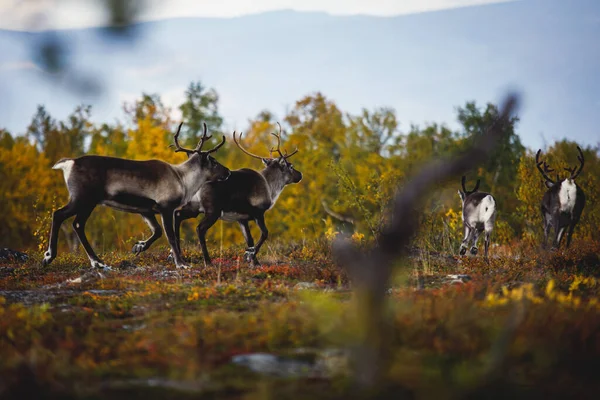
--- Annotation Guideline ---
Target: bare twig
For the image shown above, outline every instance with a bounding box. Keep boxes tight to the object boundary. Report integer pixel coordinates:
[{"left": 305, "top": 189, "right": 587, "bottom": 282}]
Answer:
[{"left": 322, "top": 199, "right": 355, "bottom": 225}]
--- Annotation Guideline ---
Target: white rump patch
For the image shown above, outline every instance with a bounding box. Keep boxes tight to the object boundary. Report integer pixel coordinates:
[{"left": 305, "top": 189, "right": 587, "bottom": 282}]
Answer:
[
  {"left": 559, "top": 179, "right": 577, "bottom": 212},
  {"left": 478, "top": 195, "right": 496, "bottom": 223},
  {"left": 52, "top": 159, "right": 75, "bottom": 185},
  {"left": 465, "top": 195, "right": 496, "bottom": 229}
]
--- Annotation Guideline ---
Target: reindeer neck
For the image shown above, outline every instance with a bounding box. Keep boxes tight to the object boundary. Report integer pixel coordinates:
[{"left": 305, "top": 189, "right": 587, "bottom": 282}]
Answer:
[
  {"left": 261, "top": 167, "right": 288, "bottom": 203},
  {"left": 174, "top": 155, "right": 207, "bottom": 200}
]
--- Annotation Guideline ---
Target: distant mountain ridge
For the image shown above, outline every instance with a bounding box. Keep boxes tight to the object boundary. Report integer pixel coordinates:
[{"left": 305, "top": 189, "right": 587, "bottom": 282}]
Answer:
[{"left": 0, "top": 0, "right": 599, "bottom": 150}]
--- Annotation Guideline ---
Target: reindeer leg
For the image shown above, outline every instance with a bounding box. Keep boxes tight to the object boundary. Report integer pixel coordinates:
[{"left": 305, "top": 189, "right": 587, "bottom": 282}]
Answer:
[
  {"left": 238, "top": 220, "right": 256, "bottom": 263},
  {"left": 556, "top": 225, "right": 567, "bottom": 249},
  {"left": 551, "top": 217, "right": 561, "bottom": 250},
  {"left": 195, "top": 213, "right": 220, "bottom": 267},
  {"left": 42, "top": 201, "right": 78, "bottom": 266},
  {"left": 542, "top": 213, "right": 551, "bottom": 250},
  {"left": 565, "top": 219, "right": 579, "bottom": 248},
  {"left": 484, "top": 231, "right": 491, "bottom": 260},
  {"left": 132, "top": 212, "right": 162, "bottom": 255},
  {"left": 160, "top": 208, "right": 189, "bottom": 269},
  {"left": 250, "top": 214, "right": 269, "bottom": 267},
  {"left": 470, "top": 229, "right": 482, "bottom": 256},
  {"left": 483, "top": 219, "right": 494, "bottom": 260},
  {"left": 459, "top": 225, "right": 473, "bottom": 256},
  {"left": 71, "top": 205, "right": 110, "bottom": 270},
  {"left": 167, "top": 208, "right": 200, "bottom": 262}
]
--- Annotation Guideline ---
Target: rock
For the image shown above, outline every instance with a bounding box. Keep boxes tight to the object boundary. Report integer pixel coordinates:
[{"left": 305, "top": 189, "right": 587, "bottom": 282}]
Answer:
[
  {"left": 293, "top": 282, "right": 318, "bottom": 290},
  {"left": 446, "top": 274, "right": 472, "bottom": 282},
  {"left": 231, "top": 353, "right": 314, "bottom": 377},
  {"left": 153, "top": 270, "right": 181, "bottom": 279},
  {"left": 0, "top": 248, "right": 28, "bottom": 263},
  {"left": 313, "top": 348, "right": 350, "bottom": 376},
  {"left": 121, "top": 323, "right": 146, "bottom": 332},
  {"left": 231, "top": 349, "right": 350, "bottom": 379},
  {"left": 79, "top": 269, "right": 107, "bottom": 284}
]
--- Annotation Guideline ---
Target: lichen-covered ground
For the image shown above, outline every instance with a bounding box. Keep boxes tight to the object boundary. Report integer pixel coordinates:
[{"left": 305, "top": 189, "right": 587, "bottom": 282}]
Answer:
[{"left": 1, "top": 241, "right": 599, "bottom": 399}]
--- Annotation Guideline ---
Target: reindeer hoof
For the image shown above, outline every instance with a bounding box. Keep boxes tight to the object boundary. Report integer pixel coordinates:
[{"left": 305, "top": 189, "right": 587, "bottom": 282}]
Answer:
[
  {"left": 176, "top": 264, "right": 190, "bottom": 270},
  {"left": 244, "top": 247, "right": 256, "bottom": 263},
  {"left": 91, "top": 261, "right": 112, "bottom": 271},
  {"left": 167, "top": 252, "right": 174, "bottom": 262},
  {"left": 459, "top": 246, "right": 467, "bottom": 256},
  {"left": 132, "top": 242, "right": 146, "bottom": 255},
  {"left": 42, "top": 252, "right": 53, "bottom": 266},
  {"left": 470, "top": 247, "right": 478, "bottom": 255}
]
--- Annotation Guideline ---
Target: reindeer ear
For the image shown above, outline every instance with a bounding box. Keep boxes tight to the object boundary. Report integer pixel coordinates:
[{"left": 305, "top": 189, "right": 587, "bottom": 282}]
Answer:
[
  {"left": 545, "top": 180, "right": 555, "bottom": 189},
  {"left": 262, "top": 158, "right": 271, "bottom": 166},
  {"left": 457, "top": 190, "right": 465, "bottom": 201}
]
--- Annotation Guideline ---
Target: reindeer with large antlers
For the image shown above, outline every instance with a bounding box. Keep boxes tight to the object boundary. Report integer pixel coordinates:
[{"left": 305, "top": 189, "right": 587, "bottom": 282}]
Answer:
[
  {"left": 535, "top": 146, "right": 585, "bottom": 249},
  {"left": 162, "top": 123, "right": 302, "bottom": 267},
  {"left": 457, "top": 176, "right": 497, "bottom": 259},
  {"left": 43, "top": 122, "right": 230, "bottom": 270}
]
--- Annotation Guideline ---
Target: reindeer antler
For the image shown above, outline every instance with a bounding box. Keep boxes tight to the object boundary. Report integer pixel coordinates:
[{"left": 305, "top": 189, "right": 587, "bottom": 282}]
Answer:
[
  {"left": 170, "top": 122, "right": 194, "bottom": 154},
  {"left": 235, "top": 122, "right": 299, "bottom": 160},
  {"left": 194, "top": 122, "right": 212, "bottom": 151},
  {"left": 269, "top": 122, "right": 284, "bottom": 158},
  {"left": 269, "top": 122, "right": 298, "bottom": 159},
  {"left": 535, "top": 149, "right": 556, "bottom": 184},
  {"left": 233, "top": 131, "right": 266, "bottom": 160},
  {"left": 565, "top": 146, "right": 585, "bottom": 180},
  {"left": 461, "top": 176, "right": 480, "bottom": 193},
  {"left": 171, "top": 122, "right": 225, "bottom": 154}
]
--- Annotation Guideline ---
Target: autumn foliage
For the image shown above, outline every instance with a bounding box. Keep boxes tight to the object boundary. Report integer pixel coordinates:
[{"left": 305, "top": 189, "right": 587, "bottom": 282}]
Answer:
[{"left": 1, "top": 82, "right": 598, "bottom": 256}]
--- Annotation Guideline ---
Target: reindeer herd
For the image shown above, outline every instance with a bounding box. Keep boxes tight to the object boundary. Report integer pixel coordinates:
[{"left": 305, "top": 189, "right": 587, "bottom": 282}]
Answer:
[
  {"left": 41, "top": 121, "right": 586, "bottom": 269},
  {"left": 458, "top": 146, "right": 586, "bottom": 258}
]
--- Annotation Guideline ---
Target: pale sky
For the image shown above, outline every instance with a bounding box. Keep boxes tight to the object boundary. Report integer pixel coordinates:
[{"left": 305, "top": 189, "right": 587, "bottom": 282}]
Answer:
[{"left": 0, "top": 0, "right": 514, "bottom": 31}]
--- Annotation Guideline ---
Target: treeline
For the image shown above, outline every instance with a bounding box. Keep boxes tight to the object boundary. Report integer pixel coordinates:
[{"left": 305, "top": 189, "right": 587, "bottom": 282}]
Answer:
[{"left": 1, "top": 81, "right": 598, "bottom": 253}]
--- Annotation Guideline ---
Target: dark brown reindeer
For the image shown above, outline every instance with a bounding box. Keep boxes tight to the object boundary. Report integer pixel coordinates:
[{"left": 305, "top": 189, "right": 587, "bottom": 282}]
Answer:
[
  {"left": 457, "top": 176, "right": 497, "bottom": 258},
  {"left": 535, "top": 146, "right": 585, "bottom": 249},
  {"left": 43, "top": 122, "right": 230, "bottom": 270},
  {"left": 165, "top": 123, "right": 302, "bottom": 267}
]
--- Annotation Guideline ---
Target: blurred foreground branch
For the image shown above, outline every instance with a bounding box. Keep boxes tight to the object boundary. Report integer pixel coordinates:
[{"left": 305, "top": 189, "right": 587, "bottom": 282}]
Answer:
[{"left": 332, "top": 93, "right": 520, "bottom": 392}]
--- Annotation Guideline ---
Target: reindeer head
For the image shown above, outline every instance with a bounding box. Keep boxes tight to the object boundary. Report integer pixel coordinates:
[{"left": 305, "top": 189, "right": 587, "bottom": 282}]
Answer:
[
  {"left": 535, "top": 146, "right": 584, "bottom": 189},
  {"left": 457, "top": 175, "right": 480, "bottom": 204},
  {"left": 233, "top": 122, "right": 302, "bottom": 185},
  {"left": 171, "top": 122, "right": 230, "bottom": 182}
]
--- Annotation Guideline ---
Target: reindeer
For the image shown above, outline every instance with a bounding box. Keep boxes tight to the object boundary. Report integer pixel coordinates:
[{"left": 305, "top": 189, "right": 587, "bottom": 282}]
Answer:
[
  {"left": 457, "top": 176, "right": 497, "bottom": 259},
  {"left": 535, "top": 146, "right": 585, "bottom": 249},
  {"left": 42, "top": 122, "right": 230, "bottom": 270},
  {"left": 163, "top": 123, "right": 302, "bottom": 267}
]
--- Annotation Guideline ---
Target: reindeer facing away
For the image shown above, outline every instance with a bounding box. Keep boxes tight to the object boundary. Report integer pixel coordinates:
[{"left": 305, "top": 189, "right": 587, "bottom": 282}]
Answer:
[
  {"left": 165, "top": 123, "right": 302, "bottom": 267},
  {"left": 43, "top": 123, "right": 230, "bottom": 270},
  {"left": 457, "top": 176, "right": 497, "bottom": 259},
  {"left": 535, "top": 146, "right": 585, "bottom": 249}
]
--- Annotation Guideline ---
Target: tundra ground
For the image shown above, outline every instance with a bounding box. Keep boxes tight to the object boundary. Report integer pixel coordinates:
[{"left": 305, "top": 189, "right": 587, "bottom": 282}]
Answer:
[{"left": 1, "top": 240, "right": 599, "bottom": 399}]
